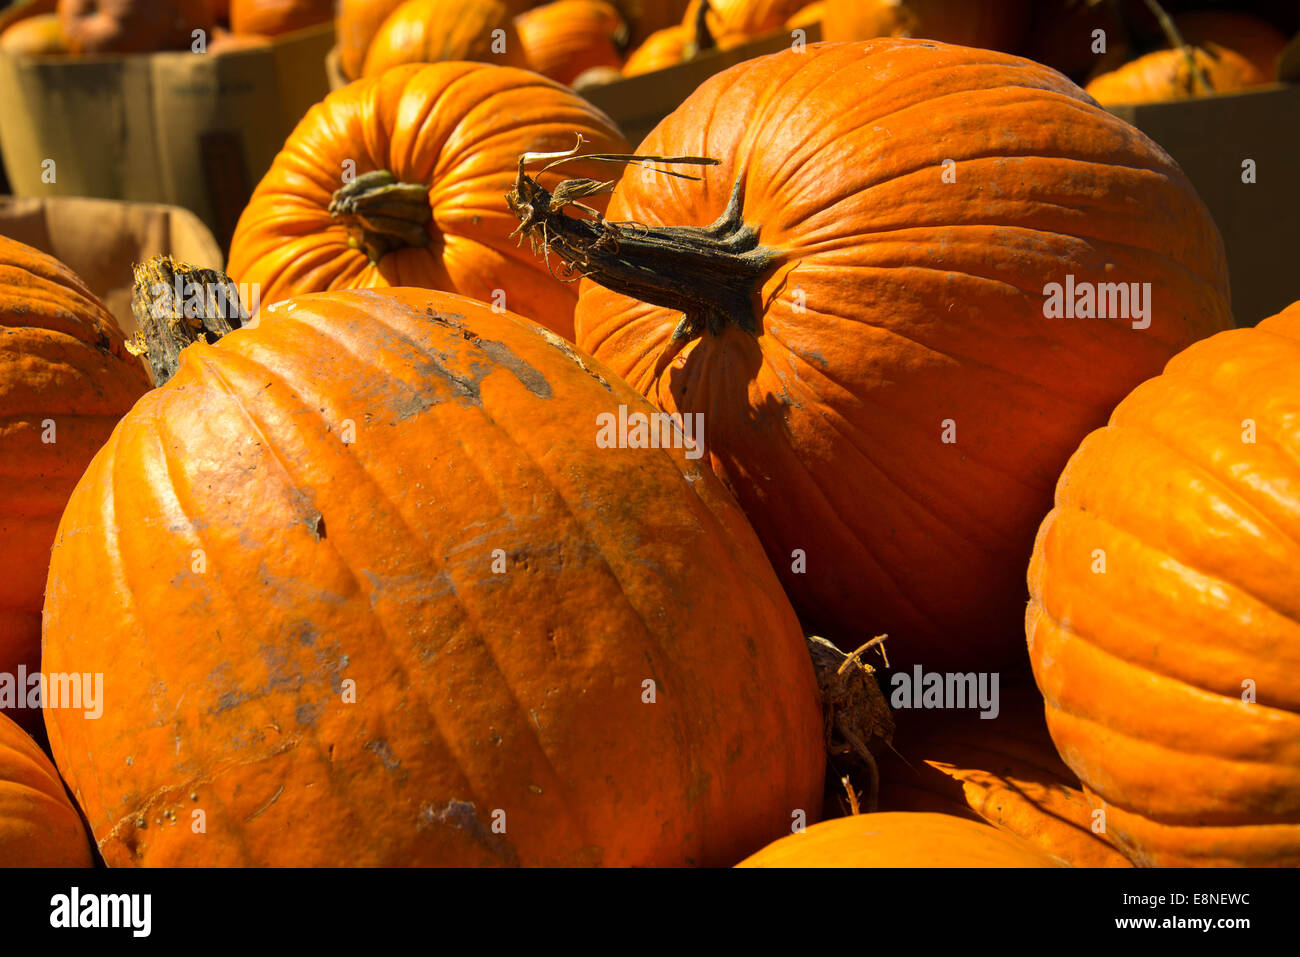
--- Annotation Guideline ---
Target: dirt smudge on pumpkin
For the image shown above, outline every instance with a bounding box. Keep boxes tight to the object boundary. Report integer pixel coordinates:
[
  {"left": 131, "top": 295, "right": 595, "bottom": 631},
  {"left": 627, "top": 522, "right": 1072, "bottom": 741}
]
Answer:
[
  {"left": 365, "top": 739, "right": 402, "bottom": 771},
  {"left": 419, "top": 799, "right": 519, "bottom": 865}
]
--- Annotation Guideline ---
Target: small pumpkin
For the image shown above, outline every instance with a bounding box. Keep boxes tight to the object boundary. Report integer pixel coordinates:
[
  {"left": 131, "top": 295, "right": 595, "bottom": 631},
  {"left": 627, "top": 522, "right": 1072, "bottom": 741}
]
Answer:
[
  {"left": 361, "top": 0, "right": 528, "bottom": 76},
  {"left": 736, "top": 811, "right": 1064, "bottom": 867},
  {"left": 511, "top": 39, "right": 1232, "bottom": 669},
  {"left": 1027, "top": 300, "right": 1300, "bottom": 868},
  {"left": 0, "top": 712, "right": 93, "bottom": 866},
  {"left": 622, "top": 22, "right": 688, "bottom": 74},
  {"left": 822, "top": 0, "right": 1028, "bottom": 52},
  {"left": 0, "top": 10, "right": 65, "bottom": 52},
  {"left": 42, "top": 264, "right": 825, "bottom": 866},
  {"left": 228, "top": 0, "right": 331, "bottom": 37},
  {"left": 613, "top": 0, "right": 689, "bottom": 47},
  {"left": 0, "top": 236, "right": 150, "bottom": 722},
  {"left": 683, "top": 0, "right": 807, "bottom": 41},
  {"left": 57, "top": 0, "right": 211, "bottom": 53},
  {"left": 515, "top": 0, "right": 628, "bottom": 85},
  {"left": 875, "top": 682, "right": 1132, "bottom": 867},
  {"left": 227, "top": 61, "right": 630, "bottom": 340},
  {"left": 1084, "top": 44, "right": 1266, "bottom": 106}
]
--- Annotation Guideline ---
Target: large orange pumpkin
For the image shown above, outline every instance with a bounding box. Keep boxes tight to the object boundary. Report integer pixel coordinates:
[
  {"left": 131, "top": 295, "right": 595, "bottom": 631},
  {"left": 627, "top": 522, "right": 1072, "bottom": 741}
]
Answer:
[
  {"left": 57, "top": 0, "right": 211, "bottom": 53},
  {"left": 822, "top": 0, "right": 1028, "bottom": 52},
  {"left": 1027, "top": 301, "right": 1300, "bottom": 868},
  {"left": 0, "top": 236, "right": 150, "bottom": 723},
  {"left": 515, "top": 0, "right": 628, "bottom": 85},
  {"left": 361, "top": 0, "right": 528, "bottom": 77},
  {"left": 513, "top": 40, "right": 1231, "bottom": 669},
  {"left": 228, "top": 0, "right": 331, "bottom": 36},
  {"left": 876, "top": 682, "right": 1132, "bottom": 866},
  {"left": 226, "top": 62, "right": 630, "bottom": 341},
  {"left": 0, "top": 712, "right": 93, "bottom": 866},
  {"left": 736, "top": 811, "right": 1064, "bottom": 866},
  {"left": 42, "top": 275, "right": 825, "bottom": 867}
]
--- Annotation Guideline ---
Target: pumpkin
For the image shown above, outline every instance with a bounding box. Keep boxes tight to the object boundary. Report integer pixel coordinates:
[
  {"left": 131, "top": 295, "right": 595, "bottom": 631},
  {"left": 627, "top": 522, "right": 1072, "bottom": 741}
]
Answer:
[
  {"left": 1084, "top": 44, "right": 1264, "bottom": 106},
  {"left": 0, "top": 10, "right": 65, "bottom": 51},
  {"left": 41, "top": 263, "right": 825, "bottom": 866},
  {"left": 876, "top": 682, "right": 1132, "bottom": 866},
  {"left": 683, "top": 0, "right": 807, "bottom": 41},
  {"left": 0, "top": 236, "right": 150, "bottom": 726},
  {"left": 736, "top": 811, "right": 1065, "bottom": 866},
  {"left": 1172, "top": 10, "right": 1287, "bottom": 81},
  {"left": 228, "top": 0, "right": 331, "bottom": 36},
  {"left": 510, "top": 39, "right": 1232, "bottom": 670},
  {"left": 822, "top": 0, "right": 1029, "bottom": 52},
  {"left": 361, "top": 0, "right": 528, "bottom": 77},
  {"left": 227, "top": 62, "right": 630, "bottom": 341},
  {"left": 57, "top": 0, "right": 211, "bottom": 53},
  {"left": 1027, "top": 300, "right": 1300, "bottom": 868},
  {"left": 613, "top": 0, "right": 689, "bottom": 47},
  {"left": 0, "top": 712, "right": 93, "bottom": 866},
  {"left": 515, "top": 0, "right": 628, "bottom": 85},
  {"left": 622, "top": 22, "right": 688, "bottom": 74}
]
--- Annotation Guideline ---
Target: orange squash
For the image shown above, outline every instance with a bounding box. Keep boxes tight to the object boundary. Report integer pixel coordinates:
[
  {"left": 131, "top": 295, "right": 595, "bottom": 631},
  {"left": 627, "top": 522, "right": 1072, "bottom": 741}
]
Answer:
[
  {"left": 737, "top": 811, "right": 1064, "bottom": 866},
  {"left": 42, "top": 272, "right": 825, "bottom": 866},
  {"left": 0, "top": 712, "right": 93, "bottom": 866},
  {"left": 1084, "top": 44, "right": 1265, "bottom": 106},
  {"left": 57, "top": 0, "right": 211, "bottom": 53},
  {"left": 683, "top": 0, "right": 807, "bottom": 40},
  {"left": 361, "top": 0, "right": 528, "bottom": 77},
  {"left": 0, "top": 11, "right": 65, "bottom": 52},
  {"left": 515, "top": 0, "right": 628, "bottom": 85},
  {"left": 227, "top": 62, "right": 630, "bottom": 340},
  {"left": 228, "top": 0, "right": 331, "bottom": 37},
  {"left": 1028, "top": 300, "right": 1300, "bottom": 867},
  {"left": 614, "top": 0, "right": 689, "bottom": 47},
  {"left": 514, "top": 40, "right": 1232, "bottom": 669},
  {"left": 0, "top": 236, "right": 150, "bottom": 723}
]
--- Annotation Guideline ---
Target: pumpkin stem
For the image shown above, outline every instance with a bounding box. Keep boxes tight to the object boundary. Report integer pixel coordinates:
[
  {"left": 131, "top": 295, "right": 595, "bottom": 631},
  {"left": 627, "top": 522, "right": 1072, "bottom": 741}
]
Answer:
[
  {"left": 328, "top": 169, "right": 432, "bottom": 265},
  {"left": 1139, "top": 0, "right": 1213, "bottom": 94},
  {"left": 127, "top": 256, "right": 248, "bottom": 386},
  {"left": 686, "top": 0, "right": 716, "bottom": 58},
  {"left": 507, "top": 147, "right": 779, "bottom": 344},
  {"left": 806, "top": 635, "right": 893, "bottom": 814}
]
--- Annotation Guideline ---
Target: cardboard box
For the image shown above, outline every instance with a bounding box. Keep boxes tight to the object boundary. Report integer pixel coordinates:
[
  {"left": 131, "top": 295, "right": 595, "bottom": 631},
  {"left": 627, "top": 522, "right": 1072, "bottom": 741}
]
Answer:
[
  {"left": 0, "top": 195, "right": 224, "bottom": 338},
  {"left": 0, "top": 23, "right": 335, "bottom": 250}
]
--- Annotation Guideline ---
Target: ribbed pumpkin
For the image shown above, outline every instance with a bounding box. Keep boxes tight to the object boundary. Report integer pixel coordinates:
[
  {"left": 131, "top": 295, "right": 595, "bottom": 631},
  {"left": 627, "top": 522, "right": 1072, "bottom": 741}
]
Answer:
[
  {"left": 226, "top": 62, "right": 630, "bottom": 341},
  {"left": 736, "top": 811, "right": 1064, "bottom": 867},
  {"left": 515, "top": 0, "right": 628, "bottom": 85},
  {"left": 337, "top": 0, "right": 406, "bottom": 78},
  {"left": 876, "top": 683, "right": 1131, "bottom": 867},
  {"left": 1027, "top": 301, "right": 1300, "bottom": 868},
  {"left": 228, "top": 0, "right": 331, "bottom": 36},
  {"left": 42, "top": 277, "right": 825, "bottom": 867},
  {"left": 0, "top": 712, "right": 93, "bottom": 866},
  {"left": 361, "top": 0, "right": 528, "bottom": 77},
  {"left": 822, "top": 0, "right": 1028, "bottom": 51},
  {"left": 0, "top": 11, "right": 64, "bottom": 51},
  {"left": 0, "top": 236, "right": 150, "bottom": 717},
  {"left": 57, "top": 0, "right": 211, "bottom": 52},
  {"left": 517, "top": 40, "right": 1231, "bottom": 669},
  {"left": 1085, "top": 44, "right": 1266, "bottom": 106}
]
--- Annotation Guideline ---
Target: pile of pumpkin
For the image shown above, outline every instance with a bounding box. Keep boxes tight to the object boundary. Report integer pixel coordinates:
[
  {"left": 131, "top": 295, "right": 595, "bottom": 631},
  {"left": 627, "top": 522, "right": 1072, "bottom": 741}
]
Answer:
[
  {"left": 0, "top": 0, "right": 333, "bottom": 55},
  {"left": 2, "top": 2, "right": 1299, "bottom": 869}
]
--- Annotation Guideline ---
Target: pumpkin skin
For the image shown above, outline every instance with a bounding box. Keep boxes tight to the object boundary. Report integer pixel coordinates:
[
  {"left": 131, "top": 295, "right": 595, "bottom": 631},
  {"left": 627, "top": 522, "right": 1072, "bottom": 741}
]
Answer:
[
  {"left": 0, "top": 712, "right": 93, "bottom": 866},
  {"left": 361, "top": 0, "right": 528, "bottom": 77},
  {"left": 515, "top": 0, "right": 627, "bottom": 85},
  {"left": 736, "top": 811, "right": 1064, "bottom": 867},
  {"left": 1085, "top": 44, "right": 1266, "bottom": 106},
  {"left": 57, "top": 0, "right": 211, "bottom": 53},
  {"left": 0, "top": 236, "right": 150, "bottom": 723},
  {"left": 569, "top": 40, "right": 1232, "bottom": 670},
  {"left": 683, "top": 0, "right": 807, "bottom": 40},
  {"left": 622, "top": 22, "right": 687, "bottom": 74},
  {"left": 228, "top": 0, "right": 331, "bottom": 36},
  {"left": 876, "top": 682, "right": 1131, "bottom": 867},
  {"left": 41, "top": 285, "right": 825, "bottom": 867},
  {"left": 0, "top": 11, "right": 65, "bottom": 52},
  {"left": 226, "top": 62, "right": 630, "bottom": 341},
  {"left": 1027, "top": 301, "right": 1300, "bottom": 868},
  {"left": 822, "top": 0, "right": 1028, "bottom": 52}
]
